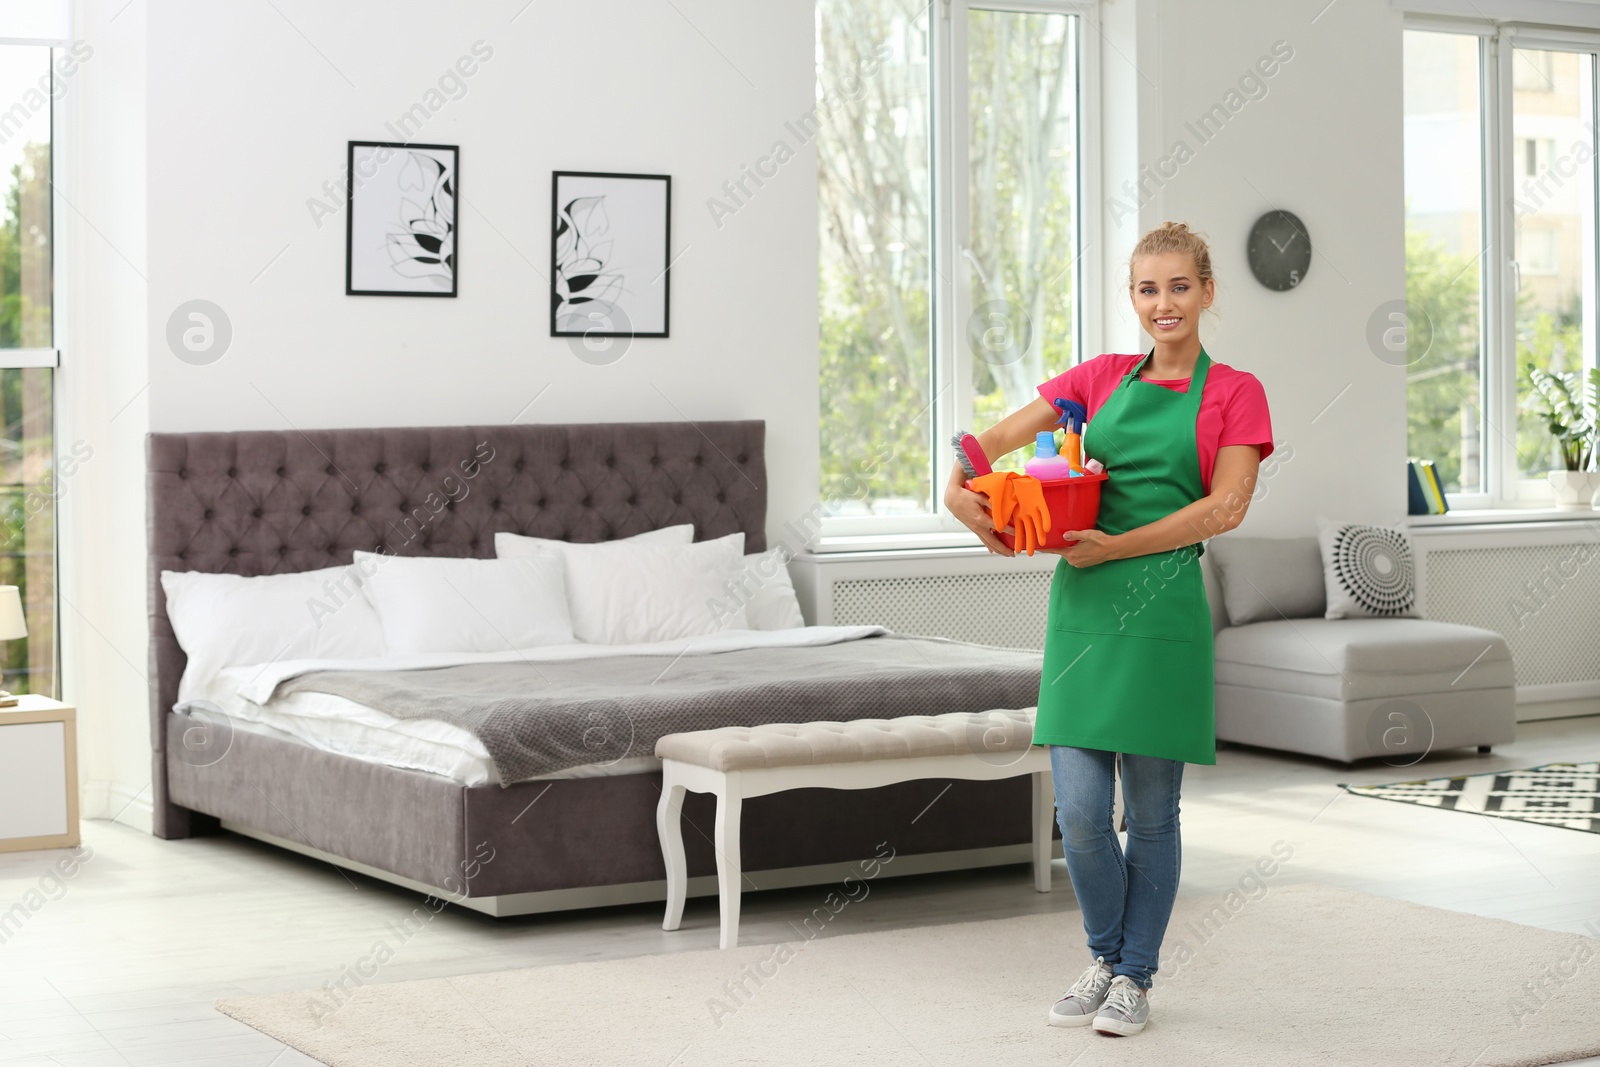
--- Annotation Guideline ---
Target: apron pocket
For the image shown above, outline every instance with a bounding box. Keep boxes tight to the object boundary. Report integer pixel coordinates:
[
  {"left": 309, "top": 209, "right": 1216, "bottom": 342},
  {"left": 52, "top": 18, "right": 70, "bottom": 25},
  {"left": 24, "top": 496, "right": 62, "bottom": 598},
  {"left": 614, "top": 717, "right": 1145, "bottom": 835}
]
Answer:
[{"left": 1049, "top": 548, "right": 1200, "bottom": 643}]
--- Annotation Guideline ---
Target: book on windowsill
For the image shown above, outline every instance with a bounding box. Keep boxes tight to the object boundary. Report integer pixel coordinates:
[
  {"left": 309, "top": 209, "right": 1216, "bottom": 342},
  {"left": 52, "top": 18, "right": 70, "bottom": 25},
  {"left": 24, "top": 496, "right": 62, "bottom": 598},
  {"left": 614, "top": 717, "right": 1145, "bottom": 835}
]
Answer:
[
  {"left": 1420, "top": 460, "right": 1450, "bottom": 513},
  {"left": 1407, "top": 459, "right": 1451, "bottom": 515}
]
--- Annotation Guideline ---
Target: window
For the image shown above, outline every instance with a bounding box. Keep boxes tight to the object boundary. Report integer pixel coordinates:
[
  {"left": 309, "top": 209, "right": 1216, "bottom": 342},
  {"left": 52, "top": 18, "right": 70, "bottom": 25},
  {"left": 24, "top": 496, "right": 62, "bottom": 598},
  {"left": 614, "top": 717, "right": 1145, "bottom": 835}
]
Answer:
[
  {"left": 0, "top": 42, "right": 57, "bottom": 695},
  {"left": 1511, "top": 47, "right": 1594, "bottom": 485},
  {"left": 1518, "top": 227, "right": 1558, "bottom": 275},
  {"left": 817, "top": 0, "right": 1091, "bottom": 533},
  {"left": 816, "top": 0, "right": 934, "bottom": 522},
  {"left": 1513, "top": 47, "right": 1554, "bottom": 92},
  {"left": 1518, "top": 136, "right": 1553, "bottom": 177},
  {"left": 1403, "top": 26, "right": 1600, "bottom": 506}
]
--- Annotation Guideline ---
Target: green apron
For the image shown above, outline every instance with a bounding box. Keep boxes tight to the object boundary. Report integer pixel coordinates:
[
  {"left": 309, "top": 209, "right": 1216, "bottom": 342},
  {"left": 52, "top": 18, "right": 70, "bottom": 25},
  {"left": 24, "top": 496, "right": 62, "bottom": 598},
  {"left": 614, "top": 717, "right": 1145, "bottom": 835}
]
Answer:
[{"left": 1033, "top": 348, "right": 1216, "bottom": 765}]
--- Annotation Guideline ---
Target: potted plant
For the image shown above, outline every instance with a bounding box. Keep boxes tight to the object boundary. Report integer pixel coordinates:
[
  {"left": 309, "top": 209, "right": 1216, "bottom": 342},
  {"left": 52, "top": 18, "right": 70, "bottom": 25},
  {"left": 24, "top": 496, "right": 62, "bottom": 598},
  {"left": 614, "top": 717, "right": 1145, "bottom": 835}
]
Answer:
[{"left": 1525, "top": 365, "right": 1600, "bottom": 509}]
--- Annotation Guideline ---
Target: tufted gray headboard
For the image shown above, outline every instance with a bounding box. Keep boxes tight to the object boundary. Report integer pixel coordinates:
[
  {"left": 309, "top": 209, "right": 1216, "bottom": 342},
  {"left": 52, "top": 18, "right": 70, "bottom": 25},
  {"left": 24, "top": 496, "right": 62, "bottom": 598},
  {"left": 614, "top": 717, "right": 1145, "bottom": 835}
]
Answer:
[{"left": 146, "top": 419, "right": 766, "bottom": 838}]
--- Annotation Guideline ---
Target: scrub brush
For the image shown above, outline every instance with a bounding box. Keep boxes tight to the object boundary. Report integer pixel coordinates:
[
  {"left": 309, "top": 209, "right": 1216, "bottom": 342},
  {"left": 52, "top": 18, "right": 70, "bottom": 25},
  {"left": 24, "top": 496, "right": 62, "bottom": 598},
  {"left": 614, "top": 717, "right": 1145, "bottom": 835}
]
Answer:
[{"left": 952, "top": 432, "right": 992, "bottom": 477}]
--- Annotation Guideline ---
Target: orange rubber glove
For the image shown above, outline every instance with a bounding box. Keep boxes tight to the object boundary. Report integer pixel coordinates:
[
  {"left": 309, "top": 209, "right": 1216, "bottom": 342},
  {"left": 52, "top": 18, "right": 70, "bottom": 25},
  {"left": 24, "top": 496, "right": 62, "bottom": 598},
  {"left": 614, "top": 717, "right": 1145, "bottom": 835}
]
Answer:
[
  {"left": 968, "top": 471, "right": 1019, "bottom": 544},
  {"left": 1010, "top": 476, "right": 1052, "bottom": 555}
]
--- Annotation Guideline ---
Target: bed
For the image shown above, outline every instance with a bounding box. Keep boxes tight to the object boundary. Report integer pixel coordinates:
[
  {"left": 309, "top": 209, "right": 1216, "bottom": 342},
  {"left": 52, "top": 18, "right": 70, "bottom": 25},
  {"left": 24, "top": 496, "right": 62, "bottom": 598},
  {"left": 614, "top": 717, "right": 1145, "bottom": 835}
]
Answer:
[{"left": 147, "top": 420, "right": 1049, "bottom": 915}]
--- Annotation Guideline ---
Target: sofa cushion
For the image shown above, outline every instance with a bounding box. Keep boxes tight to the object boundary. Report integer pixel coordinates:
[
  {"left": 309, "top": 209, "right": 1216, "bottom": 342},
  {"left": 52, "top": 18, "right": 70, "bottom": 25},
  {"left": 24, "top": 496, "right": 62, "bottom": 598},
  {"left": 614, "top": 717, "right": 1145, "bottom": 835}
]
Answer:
[
  {"left": 1207, "top": 536, "right": 1326, "bottom": 625},
  {"left": 1316, "top": 518, "right": 1421, "bottom": 618},
  {"left": 1214, "top": 618, "right": 1513, "bottom": 699},
  {"left": 1216, "top": 657, "right": 1515, "bottom": 701}
]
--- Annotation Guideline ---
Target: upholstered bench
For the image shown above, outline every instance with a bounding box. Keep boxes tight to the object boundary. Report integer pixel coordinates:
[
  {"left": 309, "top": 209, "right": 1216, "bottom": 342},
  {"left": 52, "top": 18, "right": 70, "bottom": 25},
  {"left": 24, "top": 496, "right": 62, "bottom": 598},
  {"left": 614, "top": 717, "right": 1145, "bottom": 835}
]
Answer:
[{"left": 654, "top": 711, "right": 1053, "bottom": 948}]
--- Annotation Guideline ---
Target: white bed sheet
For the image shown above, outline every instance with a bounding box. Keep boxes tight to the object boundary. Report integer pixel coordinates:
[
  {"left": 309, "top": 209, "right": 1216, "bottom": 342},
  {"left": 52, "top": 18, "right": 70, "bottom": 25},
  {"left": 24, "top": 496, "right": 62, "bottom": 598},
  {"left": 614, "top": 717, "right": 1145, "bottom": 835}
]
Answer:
[
  {"left": 215, "top": 690, "right": 501, "bottom": 785},
  {"left": 178, "top": 626, "right": 887, "bottom": 787}
]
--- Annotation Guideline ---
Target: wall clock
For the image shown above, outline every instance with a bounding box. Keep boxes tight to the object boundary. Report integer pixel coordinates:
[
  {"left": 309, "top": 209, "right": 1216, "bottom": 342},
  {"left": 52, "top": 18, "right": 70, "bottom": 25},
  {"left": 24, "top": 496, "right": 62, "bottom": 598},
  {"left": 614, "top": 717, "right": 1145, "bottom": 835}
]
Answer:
[{"left": 1247, "top": 210, "right": 1312, "bottom": 292}]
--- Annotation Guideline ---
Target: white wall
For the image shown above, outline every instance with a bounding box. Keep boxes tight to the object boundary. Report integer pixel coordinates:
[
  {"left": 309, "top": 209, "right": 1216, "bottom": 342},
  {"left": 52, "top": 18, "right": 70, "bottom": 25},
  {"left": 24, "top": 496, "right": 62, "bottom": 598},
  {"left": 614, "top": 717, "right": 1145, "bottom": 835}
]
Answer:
[
  {"left": 57, "top": 0, "right": 150, "bottom": 827},
  {"left": 143, "top": 0, "right": 819, "bottom": 527},
  {"left": 1113, "top": 0, "right": 1407, "bottom": 535}
]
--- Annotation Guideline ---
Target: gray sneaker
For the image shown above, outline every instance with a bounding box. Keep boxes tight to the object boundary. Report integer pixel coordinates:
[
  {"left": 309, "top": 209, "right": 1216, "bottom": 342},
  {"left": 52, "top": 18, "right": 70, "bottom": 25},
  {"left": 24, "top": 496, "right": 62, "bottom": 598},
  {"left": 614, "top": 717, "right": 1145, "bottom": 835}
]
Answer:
[
  {"left": 1048, "top": 956, "right": 1114, "bottom": 1027},
  {"left": 1092, "top": 975, "right": 1150, "bottom": 1035}
]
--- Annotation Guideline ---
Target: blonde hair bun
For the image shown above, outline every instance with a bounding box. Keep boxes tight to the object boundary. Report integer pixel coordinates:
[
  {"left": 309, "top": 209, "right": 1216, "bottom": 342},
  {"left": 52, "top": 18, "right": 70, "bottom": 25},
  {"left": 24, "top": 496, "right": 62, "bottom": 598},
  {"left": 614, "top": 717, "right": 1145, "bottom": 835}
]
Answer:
[{"left": 1128, "top": 221, "right": 1214, "bottom": 291}]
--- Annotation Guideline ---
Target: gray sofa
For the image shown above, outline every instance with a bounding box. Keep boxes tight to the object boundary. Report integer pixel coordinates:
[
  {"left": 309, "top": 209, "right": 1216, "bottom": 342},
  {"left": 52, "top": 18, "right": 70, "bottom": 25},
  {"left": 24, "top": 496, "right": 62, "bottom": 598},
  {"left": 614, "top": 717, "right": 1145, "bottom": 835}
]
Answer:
[{"left": 1199, "top": 537, "right": 1517, "bottom": 764}]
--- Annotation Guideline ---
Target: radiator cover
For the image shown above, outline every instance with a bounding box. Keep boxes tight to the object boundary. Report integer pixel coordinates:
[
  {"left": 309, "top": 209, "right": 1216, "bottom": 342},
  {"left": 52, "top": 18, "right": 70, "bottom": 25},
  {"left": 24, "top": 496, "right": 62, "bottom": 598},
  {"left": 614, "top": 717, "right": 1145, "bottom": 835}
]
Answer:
[
  {"left": 831, "top": 571, "right": 1054, "bottom": 650},
  {"left": 1418, "top": 536, "right": 1600, "bottom": 693}
]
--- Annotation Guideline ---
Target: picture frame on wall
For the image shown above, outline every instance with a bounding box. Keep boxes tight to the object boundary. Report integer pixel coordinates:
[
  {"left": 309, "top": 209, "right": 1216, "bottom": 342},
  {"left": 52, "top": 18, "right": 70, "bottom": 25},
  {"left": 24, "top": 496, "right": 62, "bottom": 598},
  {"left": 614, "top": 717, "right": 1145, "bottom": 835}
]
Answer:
[
  {"left": 346, "top": 141, "right": 458, "bottom": 297},
  {"left": 551, "top": 170, "right": 671, "bottom": 338}
]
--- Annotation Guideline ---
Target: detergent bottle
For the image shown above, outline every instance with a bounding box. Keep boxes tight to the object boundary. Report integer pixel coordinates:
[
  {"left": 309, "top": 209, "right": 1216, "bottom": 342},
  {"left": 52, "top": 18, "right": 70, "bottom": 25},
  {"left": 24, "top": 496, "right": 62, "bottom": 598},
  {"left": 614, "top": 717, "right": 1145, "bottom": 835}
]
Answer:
[{"left": 1025, "top": 432, "right": 1078, "bottom": 480}]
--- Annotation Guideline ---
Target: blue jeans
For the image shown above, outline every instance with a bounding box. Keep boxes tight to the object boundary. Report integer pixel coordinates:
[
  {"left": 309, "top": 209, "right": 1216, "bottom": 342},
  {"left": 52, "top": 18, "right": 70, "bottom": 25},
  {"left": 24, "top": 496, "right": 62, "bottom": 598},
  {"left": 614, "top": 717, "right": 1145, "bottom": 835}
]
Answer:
[{"left": 1050, "top": 745, "right": 1184, "bottom": 990}]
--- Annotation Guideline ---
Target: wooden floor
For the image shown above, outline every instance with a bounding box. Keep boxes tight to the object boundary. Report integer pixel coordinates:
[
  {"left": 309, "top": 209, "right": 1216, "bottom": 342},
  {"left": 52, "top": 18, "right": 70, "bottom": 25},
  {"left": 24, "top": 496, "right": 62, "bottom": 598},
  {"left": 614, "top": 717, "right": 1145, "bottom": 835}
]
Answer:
[{"left": 2, "top": 716, "right": 1598, "bottom": 1066}]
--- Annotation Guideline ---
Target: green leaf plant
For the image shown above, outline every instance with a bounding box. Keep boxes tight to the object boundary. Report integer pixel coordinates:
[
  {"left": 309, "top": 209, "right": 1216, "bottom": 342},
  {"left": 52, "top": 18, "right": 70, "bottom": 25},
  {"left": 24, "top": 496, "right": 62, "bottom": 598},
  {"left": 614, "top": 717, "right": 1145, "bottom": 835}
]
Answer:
[{"left": 1523, "top": 365, "right": 1600, "bottom": 471}]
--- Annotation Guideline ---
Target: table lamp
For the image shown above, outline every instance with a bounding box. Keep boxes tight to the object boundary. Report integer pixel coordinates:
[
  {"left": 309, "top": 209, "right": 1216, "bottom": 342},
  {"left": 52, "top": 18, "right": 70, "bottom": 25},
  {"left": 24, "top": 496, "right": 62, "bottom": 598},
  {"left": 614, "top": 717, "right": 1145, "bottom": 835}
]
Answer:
[{"left": 0, "top": 585, "right": 27, "bottom": 707}]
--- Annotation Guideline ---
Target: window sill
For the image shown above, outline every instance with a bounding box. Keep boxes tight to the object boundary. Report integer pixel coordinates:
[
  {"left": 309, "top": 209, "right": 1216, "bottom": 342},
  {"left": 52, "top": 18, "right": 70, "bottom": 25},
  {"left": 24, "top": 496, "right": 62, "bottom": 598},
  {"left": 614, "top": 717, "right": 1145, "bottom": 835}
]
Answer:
[
  {"left": 808, "top": 530, "right": 987, "bottom": 554},
  {"left": 1405, "top": 507, "right": 1599, "bottom": 530},
  {"left": 813, "top": 508, "right": 1599, "bottom": 550}
]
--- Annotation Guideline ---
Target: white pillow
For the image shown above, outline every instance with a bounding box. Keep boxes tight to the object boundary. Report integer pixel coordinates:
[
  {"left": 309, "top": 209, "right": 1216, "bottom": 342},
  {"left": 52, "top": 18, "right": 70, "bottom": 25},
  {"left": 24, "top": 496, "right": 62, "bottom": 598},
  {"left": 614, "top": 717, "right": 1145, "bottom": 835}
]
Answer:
[
  {"left": 558, "top": 533, "right": 749, "bottom": 644},
  {"left": 737, "top": 547, "right": 806, "bottom": 630},
  {"left": 494, "top": 523, "right": 693, "bottom": 560},
  {"left": 352, "top": 550, "right": 574, "bottom": 654},
  {"left": 161, "top": 565, "right": 386, "bottom": 699},
  {"left": 1315, "top": 517, "right": 1421, "bottom": 619}
]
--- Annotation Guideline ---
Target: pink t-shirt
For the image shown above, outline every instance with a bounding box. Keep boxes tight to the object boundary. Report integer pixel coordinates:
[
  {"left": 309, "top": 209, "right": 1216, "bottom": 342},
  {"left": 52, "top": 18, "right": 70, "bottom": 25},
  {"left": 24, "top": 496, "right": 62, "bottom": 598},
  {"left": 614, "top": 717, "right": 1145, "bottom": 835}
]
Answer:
[{"left": 1036, "top": 353, "right": 1273, "bottom": 494}]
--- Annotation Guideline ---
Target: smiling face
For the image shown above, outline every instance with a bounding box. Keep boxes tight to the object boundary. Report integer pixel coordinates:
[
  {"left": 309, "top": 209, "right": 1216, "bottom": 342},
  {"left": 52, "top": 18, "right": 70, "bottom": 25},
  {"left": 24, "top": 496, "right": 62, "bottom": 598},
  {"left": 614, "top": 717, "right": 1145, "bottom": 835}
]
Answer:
[{"left": 1130, "top": 251, "right": 1214, "bottom": 346}]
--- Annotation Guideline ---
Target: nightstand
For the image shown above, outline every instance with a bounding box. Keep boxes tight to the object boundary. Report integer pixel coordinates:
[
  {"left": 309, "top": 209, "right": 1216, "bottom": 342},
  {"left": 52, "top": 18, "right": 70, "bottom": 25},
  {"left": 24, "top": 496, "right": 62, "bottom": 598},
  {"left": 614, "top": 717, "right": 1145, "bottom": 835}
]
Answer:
[{"left": 0, "top": 696, "right": 79, "bottom": 851}]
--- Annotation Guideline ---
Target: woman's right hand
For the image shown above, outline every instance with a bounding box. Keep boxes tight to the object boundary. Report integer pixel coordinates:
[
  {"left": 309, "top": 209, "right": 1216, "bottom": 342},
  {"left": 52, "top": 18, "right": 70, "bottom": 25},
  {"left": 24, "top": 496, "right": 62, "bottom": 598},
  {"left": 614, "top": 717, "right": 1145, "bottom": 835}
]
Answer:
[{"left": 946, "top": 484, "right": 1015, "bottom": 557}]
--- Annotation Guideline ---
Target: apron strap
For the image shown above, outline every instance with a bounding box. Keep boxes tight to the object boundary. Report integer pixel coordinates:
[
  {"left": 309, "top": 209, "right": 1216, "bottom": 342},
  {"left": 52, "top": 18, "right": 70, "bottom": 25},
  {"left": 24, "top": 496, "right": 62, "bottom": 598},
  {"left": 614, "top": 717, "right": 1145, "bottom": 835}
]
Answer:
[{"left": 1123, "top": 346, "right": 1213, "bottom": 409}]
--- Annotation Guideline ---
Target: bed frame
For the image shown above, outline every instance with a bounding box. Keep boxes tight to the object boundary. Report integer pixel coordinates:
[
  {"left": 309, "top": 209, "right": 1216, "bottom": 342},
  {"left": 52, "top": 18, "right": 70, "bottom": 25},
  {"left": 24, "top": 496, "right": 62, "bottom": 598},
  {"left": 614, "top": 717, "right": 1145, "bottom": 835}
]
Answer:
[{"left": 147, "top": 420, "right": 1043, "bottom": 915}]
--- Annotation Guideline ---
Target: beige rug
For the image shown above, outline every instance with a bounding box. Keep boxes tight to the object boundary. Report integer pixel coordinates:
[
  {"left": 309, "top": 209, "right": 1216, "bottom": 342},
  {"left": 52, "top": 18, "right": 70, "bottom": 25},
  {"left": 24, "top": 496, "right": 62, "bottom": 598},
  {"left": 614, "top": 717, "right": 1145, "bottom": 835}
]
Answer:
[{"left": 217, "top": 882, "right": 1600, "bottom": 1067}]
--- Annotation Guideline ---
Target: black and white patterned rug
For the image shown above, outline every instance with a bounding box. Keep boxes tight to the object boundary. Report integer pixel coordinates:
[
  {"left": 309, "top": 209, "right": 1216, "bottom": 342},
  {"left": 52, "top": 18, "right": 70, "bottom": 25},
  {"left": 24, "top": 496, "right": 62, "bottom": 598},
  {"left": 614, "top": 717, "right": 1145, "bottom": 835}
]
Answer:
[{"left": 1342, "top": 761, "right": 1600, "bottom": 834}]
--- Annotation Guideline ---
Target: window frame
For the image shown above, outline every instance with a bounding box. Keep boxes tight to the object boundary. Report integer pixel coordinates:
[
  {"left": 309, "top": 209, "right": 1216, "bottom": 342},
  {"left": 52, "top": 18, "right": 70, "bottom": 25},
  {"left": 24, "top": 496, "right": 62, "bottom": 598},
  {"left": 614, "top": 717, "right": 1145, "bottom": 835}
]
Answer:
[
  {"left": 820, "top": 0, "right": 1099, "bottom": 540},
  {"left": 1404, "top": 14, "right": 1600, "bottom": 511},
  {"left": 0, "top": 36, "right": 58, "bottom": 370},
  {"left": 0, "top": 38, "right": 63, "bottom": 698}
]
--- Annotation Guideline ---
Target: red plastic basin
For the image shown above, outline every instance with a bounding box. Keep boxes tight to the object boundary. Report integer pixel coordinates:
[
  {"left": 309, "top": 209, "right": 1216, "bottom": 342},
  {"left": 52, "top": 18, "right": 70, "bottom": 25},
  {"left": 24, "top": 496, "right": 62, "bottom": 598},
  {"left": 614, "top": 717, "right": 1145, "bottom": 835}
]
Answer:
[{"left": 967, "top": 471, "right": 1109, "bottom": 551}]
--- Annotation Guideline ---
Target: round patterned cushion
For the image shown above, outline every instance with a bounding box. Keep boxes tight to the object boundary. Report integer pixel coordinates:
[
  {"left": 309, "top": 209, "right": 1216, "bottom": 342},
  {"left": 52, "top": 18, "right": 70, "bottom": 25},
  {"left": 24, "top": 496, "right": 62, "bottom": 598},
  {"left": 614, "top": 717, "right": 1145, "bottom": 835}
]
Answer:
[{"left": 1316, "top": 518, "right": 1420, "bottom": 618}]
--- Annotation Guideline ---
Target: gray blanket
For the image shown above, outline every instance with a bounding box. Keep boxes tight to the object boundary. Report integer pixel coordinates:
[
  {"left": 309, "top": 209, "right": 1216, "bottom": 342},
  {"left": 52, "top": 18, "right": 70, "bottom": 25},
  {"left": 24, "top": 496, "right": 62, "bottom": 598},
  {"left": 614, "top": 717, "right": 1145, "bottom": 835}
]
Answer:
[{"left": 273, "top": 634, "right": 1044, "bottom": 784}]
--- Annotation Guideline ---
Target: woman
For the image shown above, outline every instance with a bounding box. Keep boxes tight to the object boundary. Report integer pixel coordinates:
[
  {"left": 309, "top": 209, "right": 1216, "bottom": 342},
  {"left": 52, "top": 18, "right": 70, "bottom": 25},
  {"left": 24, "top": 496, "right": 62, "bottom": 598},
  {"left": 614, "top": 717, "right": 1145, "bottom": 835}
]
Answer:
[{"left": 945, "top": 222, "right": 1273, "bottom": 1037}]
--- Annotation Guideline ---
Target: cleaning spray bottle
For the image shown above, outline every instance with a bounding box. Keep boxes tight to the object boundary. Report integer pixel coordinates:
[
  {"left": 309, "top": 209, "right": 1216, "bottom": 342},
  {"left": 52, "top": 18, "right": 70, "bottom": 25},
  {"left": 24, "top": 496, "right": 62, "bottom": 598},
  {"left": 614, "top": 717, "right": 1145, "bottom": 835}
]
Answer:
[
  {"left": 1025, "top": 432, "right": 1078, "bottom": 480},
  {"left": 1052, "top": 398, "right": 1088, "bottom": 475}
]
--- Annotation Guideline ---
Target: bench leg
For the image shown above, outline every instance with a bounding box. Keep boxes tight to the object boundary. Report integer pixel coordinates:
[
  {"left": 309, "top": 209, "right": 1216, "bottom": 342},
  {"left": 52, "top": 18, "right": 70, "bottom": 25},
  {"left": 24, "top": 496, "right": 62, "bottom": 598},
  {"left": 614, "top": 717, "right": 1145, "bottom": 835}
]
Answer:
[
  {"left": 714, "top": 779, "right": 743, "bottom": 949},
  {"left": 657, "top": 775, "right": 688, "bottom": 932},
  {"left": 1031, "top": 768, "right": 1053, "bottom": 893}
]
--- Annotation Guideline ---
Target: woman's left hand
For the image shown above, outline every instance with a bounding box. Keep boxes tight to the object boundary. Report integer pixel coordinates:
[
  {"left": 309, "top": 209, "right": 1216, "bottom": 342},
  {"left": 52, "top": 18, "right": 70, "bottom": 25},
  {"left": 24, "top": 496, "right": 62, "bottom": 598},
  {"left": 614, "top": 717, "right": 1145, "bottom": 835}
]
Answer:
[{"left": 1044, "top": 529, "right": 1120, "bottom": 567}]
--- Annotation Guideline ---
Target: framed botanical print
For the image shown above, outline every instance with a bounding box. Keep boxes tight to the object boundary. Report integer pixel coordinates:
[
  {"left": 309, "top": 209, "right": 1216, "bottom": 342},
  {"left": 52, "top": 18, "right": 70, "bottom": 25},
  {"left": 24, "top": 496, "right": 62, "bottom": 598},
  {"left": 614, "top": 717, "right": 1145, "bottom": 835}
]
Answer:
[
  {"left": 551, "top": 171, "right": 670, "bottom": 337},
  {"left": 346, "top": 141, "right": 458, "bottom": 297}
]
